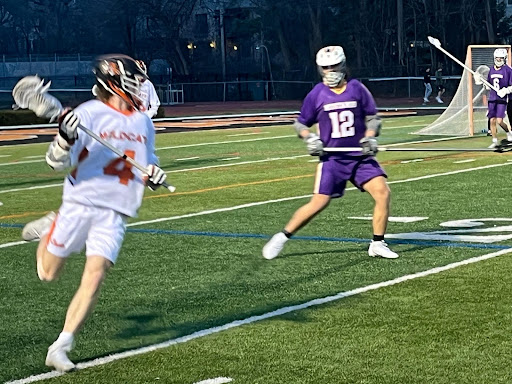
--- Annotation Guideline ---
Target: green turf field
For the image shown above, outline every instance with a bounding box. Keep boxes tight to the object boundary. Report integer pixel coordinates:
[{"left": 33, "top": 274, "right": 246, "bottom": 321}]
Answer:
[{"left": 2, "top": 113, "right": 512, "bottom": 384}]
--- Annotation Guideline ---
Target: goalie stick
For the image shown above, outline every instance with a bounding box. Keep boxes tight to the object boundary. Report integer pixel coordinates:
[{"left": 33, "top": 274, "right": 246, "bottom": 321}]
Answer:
[
  {"left": 12, "top": 76, "right": 176, "bottom": 192},
  {"left": 427, "top": 36, "right": 498, "bottom": 92}
]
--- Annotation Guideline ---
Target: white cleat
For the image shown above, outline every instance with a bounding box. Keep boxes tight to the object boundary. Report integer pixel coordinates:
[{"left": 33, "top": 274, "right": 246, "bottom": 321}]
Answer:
[
  {"left": 368, "top": 240, "right": 399, "bottom": 259},
  {"left": 46, "top": 343, "right": 76, "bottom": 373},
  {"left": 436, "top": 97, "right": 443, "bottom": 104},
  {"left": 488, "top": 142, "right": 498, "bottom": 149},
  {"left": 22, "top": 211, "right": 56, "bottom": 241},
  {"left": 507, "top": 133, "right": 512, "bottom": 142},
  {"left": 262, "top": 232, "right": 288, "bottom": 260}
]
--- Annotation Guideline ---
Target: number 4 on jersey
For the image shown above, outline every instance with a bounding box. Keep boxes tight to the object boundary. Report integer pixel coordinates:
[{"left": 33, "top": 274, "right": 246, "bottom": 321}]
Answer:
[{"left": 103, "top": 150, "right": 135, "bottom": 185}]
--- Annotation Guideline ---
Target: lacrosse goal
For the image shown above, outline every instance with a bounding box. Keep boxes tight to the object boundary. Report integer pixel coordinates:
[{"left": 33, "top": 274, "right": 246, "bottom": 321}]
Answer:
[{"left": 416, "top": 45, "right": 512, "bottom": 136}]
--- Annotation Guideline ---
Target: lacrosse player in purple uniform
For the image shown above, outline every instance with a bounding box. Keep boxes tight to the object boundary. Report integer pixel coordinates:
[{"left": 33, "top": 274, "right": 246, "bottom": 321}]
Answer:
[
  {"left": 263, "top": 46, "right": 398, "bottom": 260},
  {"left": 485, "top": 49, "right": 512, "bottom": 148}
]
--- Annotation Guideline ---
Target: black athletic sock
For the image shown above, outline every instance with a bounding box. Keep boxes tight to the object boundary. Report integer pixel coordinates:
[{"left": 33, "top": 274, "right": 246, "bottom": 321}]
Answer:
[
  {"left": 373, "top": 234, "right": 384, "bottom": 242},
  {"left": 282, "top": 230, "right": 293, "bottom": 238}
]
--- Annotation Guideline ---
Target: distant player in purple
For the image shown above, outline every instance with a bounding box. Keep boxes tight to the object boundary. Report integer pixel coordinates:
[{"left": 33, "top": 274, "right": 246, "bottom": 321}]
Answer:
[
  {"left": 262, "top": 45, "right": 398, "bottom": 260},
  {"left": 486, "top": 48, "right": 512, "bottom": 148}
]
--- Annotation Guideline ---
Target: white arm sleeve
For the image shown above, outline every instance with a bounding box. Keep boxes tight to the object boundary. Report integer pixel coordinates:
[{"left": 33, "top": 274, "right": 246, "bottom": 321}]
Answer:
[
  {"left": 144, "top": 81, "right": 161, "bottom": 118},
  {"left": 46, "top": 136, "right": 72, "bottom": 171}
]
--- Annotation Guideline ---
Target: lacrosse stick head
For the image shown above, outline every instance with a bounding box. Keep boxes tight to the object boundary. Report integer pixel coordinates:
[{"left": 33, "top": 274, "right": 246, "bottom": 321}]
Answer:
[
  {"left": 474, "top": 65, "right": 490, "bottom": 85},
  {"left": 428, "top": 36, "right": 441, "bottom": 48},
  {"left": 12, "top": 76, "right": 63, "bottom": 121}
]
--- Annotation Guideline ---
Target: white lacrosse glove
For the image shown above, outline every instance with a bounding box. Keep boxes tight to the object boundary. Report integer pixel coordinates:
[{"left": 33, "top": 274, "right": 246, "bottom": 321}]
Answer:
[
  {"left": 58, "top": 110, "right": 79, "bottom": 144},
  {"left": 359, "top": 136, "right": 379, "bottom": 156},
  {"left": 497, "top": 87, "right": 509, "bottom": 98},
  {"left": 303, "top": 132, "right": 324, "bottom": 156},
  {"left": 146, "top": 164, "right": 167, "bottom": 191},
  {"left": 473, "top": 73, "right": 483, "bottom": 85}
]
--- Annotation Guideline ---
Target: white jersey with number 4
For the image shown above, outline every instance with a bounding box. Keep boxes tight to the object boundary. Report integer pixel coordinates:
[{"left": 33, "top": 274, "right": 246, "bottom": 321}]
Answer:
[{"left": 62, "top": 99, "right": 159, "bottom": 217}]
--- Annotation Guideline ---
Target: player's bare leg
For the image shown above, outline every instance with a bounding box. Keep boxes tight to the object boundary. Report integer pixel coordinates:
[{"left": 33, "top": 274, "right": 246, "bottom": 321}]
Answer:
[
  {"left": 496, "top": 117, "right": 512, "bottom": 141},
  {"left": 46, "top": 256, "right": 112, "bottom": 372},
  {"left": 263, "top": 194, "right": 330, "bottom": 259},
  {"left": 363, "top": 176, "right": 398, "bottom": 259},
  {"left": 489, "top": 117, "right": 499, "bottom": 148},
  {"left": 36, "top": 235, "right": 66, "bottom": 281}
]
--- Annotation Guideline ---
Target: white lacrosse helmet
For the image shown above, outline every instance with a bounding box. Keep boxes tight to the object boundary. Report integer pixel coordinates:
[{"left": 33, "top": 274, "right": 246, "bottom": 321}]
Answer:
[
  {"left": 494, "top": 48, "right": 507, "bottom": 67},
  {"left": 316, "top": 46, "right": 347, "bottom": 88}
]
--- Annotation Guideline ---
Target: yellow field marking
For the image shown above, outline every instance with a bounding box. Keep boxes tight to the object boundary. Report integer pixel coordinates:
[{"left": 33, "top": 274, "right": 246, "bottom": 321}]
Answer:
[
  {"left": 145, "top": 174, "right": 314, "bottom": 199},
  {"left": 0, "top": 211, "right": 48, "bottom": 220}
]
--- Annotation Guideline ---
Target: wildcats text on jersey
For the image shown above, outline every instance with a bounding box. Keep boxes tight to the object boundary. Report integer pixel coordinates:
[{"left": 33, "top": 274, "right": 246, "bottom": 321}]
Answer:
[
  {"left": 99, "top": 130, "right": 147, "bottom": 144},
  {"left": 324, "top": 101, "right": 358, "bottom": 111}
]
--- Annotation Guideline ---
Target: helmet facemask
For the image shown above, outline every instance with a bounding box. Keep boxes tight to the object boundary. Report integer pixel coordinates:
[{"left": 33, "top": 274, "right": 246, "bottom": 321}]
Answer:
[
  {"left": 494, "top": 49, "right": 507, "bottom": 68},
  {"left": 318, "top": 63, "right": 346, "bottom": 88},
  {"left": 93, "top": 55, "right": 148, "bottom": 111}
]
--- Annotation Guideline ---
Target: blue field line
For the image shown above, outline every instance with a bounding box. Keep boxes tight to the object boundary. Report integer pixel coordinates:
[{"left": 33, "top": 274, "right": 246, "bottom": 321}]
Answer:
[{"left": 1, "top": 223, "right": 508, "bottom": 250}]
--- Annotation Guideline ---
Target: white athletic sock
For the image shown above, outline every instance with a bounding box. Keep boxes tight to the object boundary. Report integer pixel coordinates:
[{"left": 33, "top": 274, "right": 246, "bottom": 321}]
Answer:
[{"left": 55, "top": 332, "right": 74, "bottom": 349}]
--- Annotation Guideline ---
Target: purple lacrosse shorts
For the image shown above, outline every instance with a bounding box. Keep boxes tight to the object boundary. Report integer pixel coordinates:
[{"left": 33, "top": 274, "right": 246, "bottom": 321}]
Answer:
[
  {"left": 487, "top": 101, "right": 507, "bottom": 119},
  {"left": 314, "top": 156, "right": 387, "bottom": 198}
]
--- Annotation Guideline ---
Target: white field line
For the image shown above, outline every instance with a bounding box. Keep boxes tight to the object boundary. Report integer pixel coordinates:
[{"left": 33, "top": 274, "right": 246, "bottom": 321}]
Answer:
[
  {"left": 193, "top": 378, "right": 233, "bottom": 384},
  {"left": 156, "top": 135, "right": 295, "bottom": 151},
  {"left": 383, "top": 124, "right": 424, "bottom": 130},
  {"left": 227, "top": 132, "right": 267, "bottom": 136},
  {"left": 8, "top": 247, "right": 512, "bottom": 384},
  {"left": 0, "top": 159, "right": 44, "bottom": 167},
  {"left": 453, "top": 159, "right": 476, "bottom": 164},
  {"left": 400, "top": 159, "right": 424, "bottom": 164},
  {"left": 176, "top": 157, "right": 200, "bottom": 161}
]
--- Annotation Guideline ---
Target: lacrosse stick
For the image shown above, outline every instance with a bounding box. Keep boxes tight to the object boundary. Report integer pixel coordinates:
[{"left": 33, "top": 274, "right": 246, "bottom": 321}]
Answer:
[
  {"left": 12, "top": 76, "right": 176, "bottom": 192},
  {"left": 427, "top": 36, "right": 498, "bottom": 92},
  {"left": 323, "top": 146, "right": 508, "bottom": 153}
]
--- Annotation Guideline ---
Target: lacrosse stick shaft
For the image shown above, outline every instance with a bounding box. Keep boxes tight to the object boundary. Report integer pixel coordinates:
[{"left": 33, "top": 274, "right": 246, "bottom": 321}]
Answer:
[
  {"left": 78, "top": 124, "right": 176, "bottom": 192},
  {"left": 427, "top": 36, "right": 497, "bottom": 91},
  {"left": 324, "top": 147, "right": 497, "bottom": 152}
]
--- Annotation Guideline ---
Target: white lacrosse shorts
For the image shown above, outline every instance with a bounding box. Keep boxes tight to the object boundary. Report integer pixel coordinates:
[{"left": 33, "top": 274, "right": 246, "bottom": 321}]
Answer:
[{"left": 46, "top": 201, "right": 127, "bottom": 263}]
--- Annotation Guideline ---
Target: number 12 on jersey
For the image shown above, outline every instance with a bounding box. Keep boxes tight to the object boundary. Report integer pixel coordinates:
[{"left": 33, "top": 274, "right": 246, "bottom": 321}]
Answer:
[{"left": 329, "top": 110, "right": 355, "bottom": 138}]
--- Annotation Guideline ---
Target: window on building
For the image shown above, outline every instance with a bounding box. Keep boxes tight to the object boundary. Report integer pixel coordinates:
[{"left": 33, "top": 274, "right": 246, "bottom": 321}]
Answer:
[{"left": 195, "top": 14, "right": 208, "bottom": 37}]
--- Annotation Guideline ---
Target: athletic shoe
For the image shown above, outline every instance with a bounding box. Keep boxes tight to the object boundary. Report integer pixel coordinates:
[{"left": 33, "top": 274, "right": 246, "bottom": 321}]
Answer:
[
  {"left": 507, "top": 132, "right": 512, "bottom": 142},
  {"left": 262, "top": 232, "right": 288, "bottom": 260},
  {"left": 488, "top": 142, "right": 498, "bottom": 149},
  {"left": 46, "top": 342, "right": 75, "bottom": 372},
  {"left": 436, "top": 97, "right": 443, "bottom": 103},
  {"left": 368, "top": 240, "right": 399, "bottom": 259},
  {"left": 423, "top": 98, "right": 429, "bottom": 103},
  {"left": 22, "top": 211, "right": 56, "bottom": 241}
]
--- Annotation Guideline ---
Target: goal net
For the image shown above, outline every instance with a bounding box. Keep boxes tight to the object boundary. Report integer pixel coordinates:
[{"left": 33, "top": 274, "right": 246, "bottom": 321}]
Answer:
[{"left": 415, "top": 45, "right": 512, "bottom": 136}]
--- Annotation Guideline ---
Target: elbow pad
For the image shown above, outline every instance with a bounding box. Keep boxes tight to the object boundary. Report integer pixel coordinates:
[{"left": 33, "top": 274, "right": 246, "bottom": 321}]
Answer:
[
  {"left": 365, "top": 115, "right": 382, "bottom": 137},
  {"left": 293, "top": 119, "right": 310, "bottom": 137},
  {"left": 46, "top": 136, "right": 72, "bottom": 171}
]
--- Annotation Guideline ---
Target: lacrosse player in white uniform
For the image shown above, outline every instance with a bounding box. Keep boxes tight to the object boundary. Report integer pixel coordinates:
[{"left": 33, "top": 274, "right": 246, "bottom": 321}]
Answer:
[
  {"left": 21, "top": 54, "right": 167, "bottom": 373},
  {"left": 136, "top": 60, "right": 161, "bottom": 119}
]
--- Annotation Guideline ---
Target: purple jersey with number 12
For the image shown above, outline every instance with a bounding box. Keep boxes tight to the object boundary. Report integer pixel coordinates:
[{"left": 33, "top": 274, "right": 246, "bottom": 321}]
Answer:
[{"left": 297, "top": 79, "right": 377, "bottom": 156}]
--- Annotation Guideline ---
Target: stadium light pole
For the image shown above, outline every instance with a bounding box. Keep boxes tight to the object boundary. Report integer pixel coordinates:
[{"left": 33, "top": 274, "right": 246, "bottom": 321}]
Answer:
[{"left": 256, "top": 45, "right": 275, "bottom": 100}]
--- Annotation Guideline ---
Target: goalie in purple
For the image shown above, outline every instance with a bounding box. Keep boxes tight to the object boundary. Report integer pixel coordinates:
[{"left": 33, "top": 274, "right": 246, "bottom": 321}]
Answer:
[
  {"left": 486, "top": 48, "right": 512, "bottom": 148},
  {"left": 262, "top": 45, "right": 398, "bottom": 260}
]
